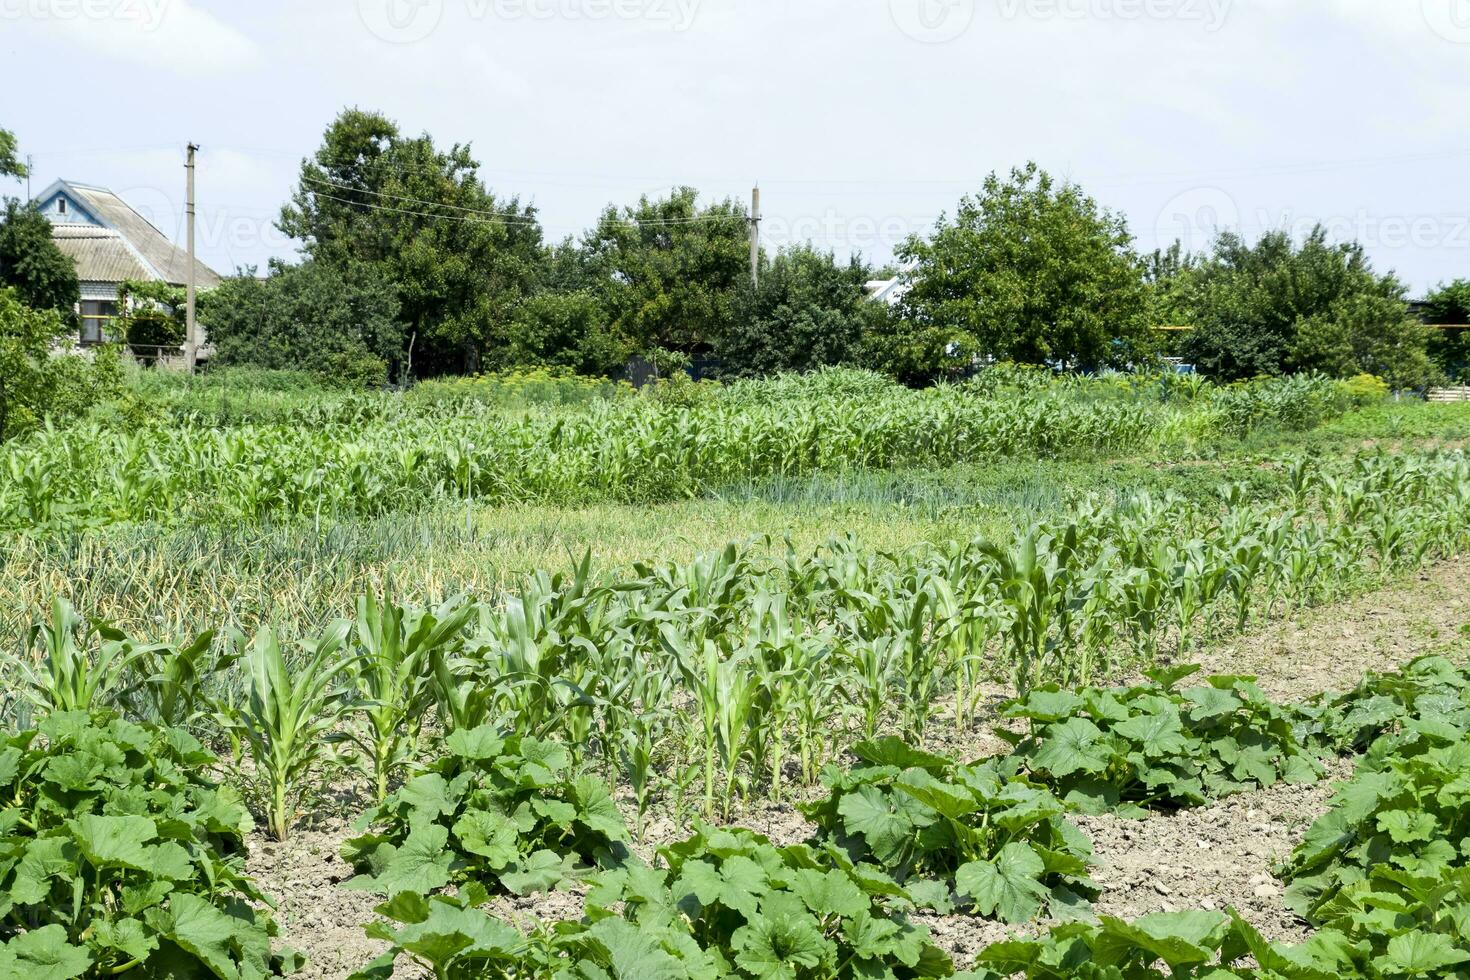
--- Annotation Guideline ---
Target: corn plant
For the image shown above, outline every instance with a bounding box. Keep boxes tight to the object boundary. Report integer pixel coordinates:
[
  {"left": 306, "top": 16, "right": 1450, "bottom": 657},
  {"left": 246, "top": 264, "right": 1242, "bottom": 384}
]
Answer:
[
  {"left": 214, "top": 621, "right": 355, "bottom": 841},
  {"left": 346, "top": 593, "right": 475, "bottom": 802},
  {"left": 6, "top": 598, "right": 153, "bottom": 718}
]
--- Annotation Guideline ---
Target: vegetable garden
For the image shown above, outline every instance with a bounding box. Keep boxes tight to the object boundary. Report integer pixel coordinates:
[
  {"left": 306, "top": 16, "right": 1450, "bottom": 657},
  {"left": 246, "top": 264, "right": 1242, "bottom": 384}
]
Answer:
[{"left": 2, "top": 367, "right": 1469, "bottom": 979}]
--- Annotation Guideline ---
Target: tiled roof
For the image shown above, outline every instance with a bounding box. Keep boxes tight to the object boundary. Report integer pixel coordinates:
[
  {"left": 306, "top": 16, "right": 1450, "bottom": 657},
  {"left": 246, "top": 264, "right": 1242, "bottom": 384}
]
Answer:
[
  {"left": 50, "top": 225, "right": 154, "bottom": 285},
  {"left": 62, "top": 182, "right": 222, "bottom": 287}
]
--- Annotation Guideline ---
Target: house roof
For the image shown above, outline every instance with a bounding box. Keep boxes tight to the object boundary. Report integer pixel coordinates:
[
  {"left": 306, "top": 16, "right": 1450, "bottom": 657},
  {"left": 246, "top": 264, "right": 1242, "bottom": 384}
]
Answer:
[
  {"left": 37, "top": 179, "right": 222, "bottom": 288},
  {"left": 49, "top": 225, "right": 155, "bottom": 284}
]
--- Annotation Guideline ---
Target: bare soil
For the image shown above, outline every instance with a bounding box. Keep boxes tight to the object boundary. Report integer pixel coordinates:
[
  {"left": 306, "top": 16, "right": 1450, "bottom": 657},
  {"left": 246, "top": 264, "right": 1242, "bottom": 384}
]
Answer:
[{"left": 252, "top": 561, "right": 1470, "bottom": 978}]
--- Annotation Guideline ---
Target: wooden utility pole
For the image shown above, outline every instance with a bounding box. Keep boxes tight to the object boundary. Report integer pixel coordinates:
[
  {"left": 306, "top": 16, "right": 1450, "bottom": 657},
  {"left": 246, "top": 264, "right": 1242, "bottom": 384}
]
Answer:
[
  {"left": 185, "top": 143, "right": 199, "bottom": 374},
  {"left": 749, "top": 184, "right": 761, "bottom": 288}
]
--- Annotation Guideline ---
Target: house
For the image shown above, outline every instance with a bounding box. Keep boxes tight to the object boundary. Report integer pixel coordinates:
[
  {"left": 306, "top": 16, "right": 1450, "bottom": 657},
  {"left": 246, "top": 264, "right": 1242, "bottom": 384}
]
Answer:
[
  {"left": 33, "top": 179, "right": 221, "bottom": 347},
  {"left": 863, "top": 262, "right": 918, "bottom": 307}
]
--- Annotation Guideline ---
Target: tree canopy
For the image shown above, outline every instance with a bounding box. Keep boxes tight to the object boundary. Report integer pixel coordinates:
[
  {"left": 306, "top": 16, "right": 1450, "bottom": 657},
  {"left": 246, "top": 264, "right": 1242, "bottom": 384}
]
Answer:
[
  {"left": 1423, "top": 279, "right": 1470, "bottom": 382},
  {"left": 893, "top": 163, "right": 1157, "bottom": 375},
  {"left": 278, "top": 108, "right": 544, "bottom": 376},
  {"left": 0, "top": 128, "right": 25, "bottom": 181},
  {"left": 1177, "top": 227, "right": 1433, "bottom": 387},
  {"left": 0, "top": 198, "right": 79, "bottom": 317},
  {"left": 716, "top": 245, "right": 873, "bottom": 378},
  {"left": 581, "top": 186, "right": 749, "bottom": 361}
]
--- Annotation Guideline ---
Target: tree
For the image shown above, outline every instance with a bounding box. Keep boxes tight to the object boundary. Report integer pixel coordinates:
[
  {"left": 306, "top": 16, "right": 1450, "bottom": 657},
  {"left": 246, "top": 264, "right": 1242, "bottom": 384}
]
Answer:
[
  {"left": 1178, "top": 227, "right": 1425, "bottom": 383},
  {"left": 893, "top": 163, "right": 1156, "bottom": 375},
  {"left": 717, "top": 245, "right": 874, "bottom": 377},
  {"left": 581, "top": 187, "right": 749, "bottom": 360},
  {"left": 496, "top": 289, "right": 626, "bottom": 377},
  {"left": 199, "top": 259, "right": 402, "bottom": 387},
  {"left": 0, "top": 199, "right": 80, "bottom": 317},
  {"left": 278, "top": 109, "right": 544, "bottom": 375},
  {"left": 1290, "top": 293, "right": 1436, "bottom": 390},
  {"left": 0, "top": 287, "right": 122, "bottom": 441},
  {"left": 1423, "top": 279, "right": 1470, "bottom": 382},
  {"left": 0, "top": 128, "right": 25, "bottom": 181}
]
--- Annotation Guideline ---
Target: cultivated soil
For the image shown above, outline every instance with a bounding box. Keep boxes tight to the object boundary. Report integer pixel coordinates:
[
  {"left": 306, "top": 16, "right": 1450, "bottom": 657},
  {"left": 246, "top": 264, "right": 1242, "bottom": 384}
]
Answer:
[{"left": 251, "top": 559, "right": 1470, "bottom": 978}]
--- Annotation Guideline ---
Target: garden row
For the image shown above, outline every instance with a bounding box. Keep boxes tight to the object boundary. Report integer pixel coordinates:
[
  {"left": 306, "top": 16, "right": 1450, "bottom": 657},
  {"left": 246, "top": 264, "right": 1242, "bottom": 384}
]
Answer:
[
  {"left": 0, "top": 371, "right": 1349, "bottom": 530},
  {"left": 6, "top": 451, "right": 1467, "bottom": 840},
  {"left": 6, "top": 649, "right": 1468, "bottom": 978}
]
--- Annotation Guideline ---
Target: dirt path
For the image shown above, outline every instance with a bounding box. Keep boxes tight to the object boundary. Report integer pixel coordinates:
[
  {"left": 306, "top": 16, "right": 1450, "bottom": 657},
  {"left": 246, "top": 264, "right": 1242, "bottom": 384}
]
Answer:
[
  {"left": 253, "top": 560, "right": 1470, "bottom": 978},
  {"left": 1186, "top": 557, "right": 1470, "bottom": 700}
]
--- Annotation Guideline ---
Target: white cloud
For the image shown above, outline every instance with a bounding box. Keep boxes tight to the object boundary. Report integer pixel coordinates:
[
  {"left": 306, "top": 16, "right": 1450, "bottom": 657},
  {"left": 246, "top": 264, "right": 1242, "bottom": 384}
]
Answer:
[{"left": 8, "top": 0, "right": 259, "bottom": 72}]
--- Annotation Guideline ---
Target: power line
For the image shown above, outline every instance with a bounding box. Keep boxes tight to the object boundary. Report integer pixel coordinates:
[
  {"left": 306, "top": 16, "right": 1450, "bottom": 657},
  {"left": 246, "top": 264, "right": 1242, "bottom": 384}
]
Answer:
[
  {"left": 308, "top": 189, "right": 745, "bottom": 232},
  {"left": 303, "top": 173, "right": 742, "bottom": 227}
]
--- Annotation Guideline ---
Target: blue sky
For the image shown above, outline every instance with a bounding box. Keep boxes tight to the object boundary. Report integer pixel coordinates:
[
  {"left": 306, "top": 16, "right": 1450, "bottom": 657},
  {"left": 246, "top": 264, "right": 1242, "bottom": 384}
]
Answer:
[{"left": 3, "top": 0, "right": 1469, "bottom": 293}]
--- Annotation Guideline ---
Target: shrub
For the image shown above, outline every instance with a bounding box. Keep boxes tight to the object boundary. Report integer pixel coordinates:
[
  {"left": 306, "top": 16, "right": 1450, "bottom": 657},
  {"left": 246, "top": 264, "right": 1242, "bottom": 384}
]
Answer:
[
  {"left": 0, "top": 711, "right": 298, "bottom": 977},
  {"left": 0, "top": 287, "right": 125, "bottom": 441},
  {"left": 1339, "top": 373, "right": 1390, "bottom": 404},
  {"left": 341, "top": 727, "right": 629, "bottom": 897}
]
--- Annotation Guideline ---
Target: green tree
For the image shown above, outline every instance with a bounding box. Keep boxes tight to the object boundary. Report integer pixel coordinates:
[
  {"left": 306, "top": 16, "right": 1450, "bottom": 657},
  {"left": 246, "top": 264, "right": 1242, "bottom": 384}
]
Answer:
[
  {"left": 0, "top": 287, "right": 121, "bottom": 441},
  {"left": 717, "top": 244, "right": 874, "bottom": 377},
  {"left": 496, "top": 289, "right": 626, "bottom": 377},
  {"left": 1178, "top": 227, "right": 1424, "bottom": 383},
  {"left": 1290, "top": 292, "right": 1436, "bottom": 390},
  {"left": 1423, "top": 279, "right": 1470, "bottom": 382},
  {"left": 894, "top": 163, "right": 1156, "bottom": 375},
  {"left": 581, "top": 187, "right": 749, "bottom": 360},
  {"left": 278, "top": 109, "right": 544, "bottom": 375},
  {"left": 0, "top": 199, "right": 80, "bottom": 317},
  {"left": 199, "top": 258, "right": 402, "bottom": 387},
  {"left": 0, "top": 128, "right": 25, "bottom": 180}
]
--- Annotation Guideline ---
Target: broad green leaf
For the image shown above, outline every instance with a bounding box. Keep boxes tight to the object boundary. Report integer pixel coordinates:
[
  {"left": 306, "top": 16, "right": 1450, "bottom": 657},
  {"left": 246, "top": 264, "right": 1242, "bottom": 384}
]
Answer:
[
  {"left": 71, "top": 813, "right": 157, "bottom": 871},
  {"left": 0, "top": 925, "right": 92, "bottom": 980},
  {"left": 956, "top": 843, "right": 1049, "bottom": 923}
]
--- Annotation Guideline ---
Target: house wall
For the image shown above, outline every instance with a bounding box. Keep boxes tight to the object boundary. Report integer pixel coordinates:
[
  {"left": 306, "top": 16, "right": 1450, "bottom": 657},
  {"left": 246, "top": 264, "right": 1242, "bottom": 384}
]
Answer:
[{"left": 36, "top": 190, "right": 101, "bottom": 227}]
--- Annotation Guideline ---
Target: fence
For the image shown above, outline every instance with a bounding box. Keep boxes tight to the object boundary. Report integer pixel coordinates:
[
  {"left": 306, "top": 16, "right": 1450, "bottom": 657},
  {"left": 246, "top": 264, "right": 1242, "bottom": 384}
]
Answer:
[{"left": 1428, "top": 387, "right": 1470, "bottom": 403}]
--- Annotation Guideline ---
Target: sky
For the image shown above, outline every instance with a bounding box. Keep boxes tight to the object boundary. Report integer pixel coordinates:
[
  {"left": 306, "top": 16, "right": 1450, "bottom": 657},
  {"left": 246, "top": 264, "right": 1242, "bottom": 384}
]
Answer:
[{"left": 2, "top": 0, "right": 1469, "bottom": 294}]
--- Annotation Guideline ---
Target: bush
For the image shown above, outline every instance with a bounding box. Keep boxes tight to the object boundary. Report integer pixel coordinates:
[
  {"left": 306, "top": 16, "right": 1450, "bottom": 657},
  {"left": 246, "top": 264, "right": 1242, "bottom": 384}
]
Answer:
[
  {"left": 1339, "top": 373, "right": 1390, "bottom": 404},
  {"left": 0, "top": 287, "right": 125, "bottom": 441},
  {"left": 199, "top": 259, "right": 402, "bottom": 389},
  {"left": 0, "top": 712, "right": 298, "bottom": 977},
  {"left": 123, "top": 307, "right": 185, "bottom": 349}
]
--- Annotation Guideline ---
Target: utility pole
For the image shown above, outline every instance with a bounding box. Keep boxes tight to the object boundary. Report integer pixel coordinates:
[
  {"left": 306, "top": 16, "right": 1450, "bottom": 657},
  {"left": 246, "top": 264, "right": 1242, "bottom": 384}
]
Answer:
[
  {"left": 749, "top": 184, "right": 761, "bottom": 288},
  {"left": 185, "top": 143, "right": 199, "bottom": 374},
  {"left": 25, "top": 155, "right": 32, "bottom": 201}
]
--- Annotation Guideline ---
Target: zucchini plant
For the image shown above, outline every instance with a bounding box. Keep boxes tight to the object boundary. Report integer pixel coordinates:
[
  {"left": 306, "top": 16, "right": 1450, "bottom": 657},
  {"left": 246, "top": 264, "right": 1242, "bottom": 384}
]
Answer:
[
  {"left": 342, "top": 726, "right": 629, "bottom": 897},
  {"left": 0, "top": 711, "right": 300, "bottom": 978},
  {"left": 801, "top": 738, "right": 1096, "bottom": 922}
]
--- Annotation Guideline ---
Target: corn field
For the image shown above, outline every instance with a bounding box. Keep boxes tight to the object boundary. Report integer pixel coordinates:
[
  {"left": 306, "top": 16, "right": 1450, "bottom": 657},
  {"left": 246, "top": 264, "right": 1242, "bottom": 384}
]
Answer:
[
  {"left": 0, "top": 372, "right": 1346, "bottom": 530},
  {"left": 5, "top": 450, "right": 1465, "bottom": 832}
]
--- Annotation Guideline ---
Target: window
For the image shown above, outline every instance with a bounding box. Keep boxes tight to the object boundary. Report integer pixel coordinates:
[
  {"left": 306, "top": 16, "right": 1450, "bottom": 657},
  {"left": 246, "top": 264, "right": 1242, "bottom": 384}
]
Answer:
[
  {"left": 79, "top": 300, "right": 117, "bottom": 344},
  {"left": 57, "top": 198, "right": 67, "bottom": 215}
]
